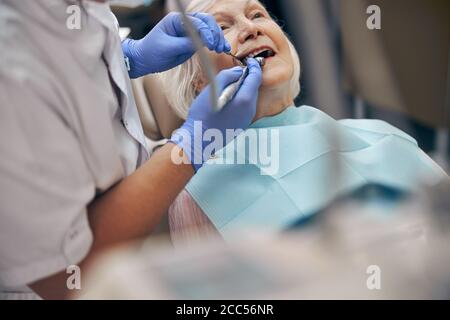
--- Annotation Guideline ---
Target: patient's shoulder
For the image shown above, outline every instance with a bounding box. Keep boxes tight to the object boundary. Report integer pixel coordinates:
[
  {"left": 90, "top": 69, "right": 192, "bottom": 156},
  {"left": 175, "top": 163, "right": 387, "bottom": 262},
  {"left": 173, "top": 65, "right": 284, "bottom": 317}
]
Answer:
[{"left": 338, "top": 118, "right": 418, "bottom": 145}]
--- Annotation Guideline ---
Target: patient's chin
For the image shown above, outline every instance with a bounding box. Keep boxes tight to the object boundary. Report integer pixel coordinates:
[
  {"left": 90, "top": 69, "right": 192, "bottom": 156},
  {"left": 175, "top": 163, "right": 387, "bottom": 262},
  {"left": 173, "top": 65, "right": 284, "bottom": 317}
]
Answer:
[{"left": 258, "top": 56, "right": 293, "bottom": 86}]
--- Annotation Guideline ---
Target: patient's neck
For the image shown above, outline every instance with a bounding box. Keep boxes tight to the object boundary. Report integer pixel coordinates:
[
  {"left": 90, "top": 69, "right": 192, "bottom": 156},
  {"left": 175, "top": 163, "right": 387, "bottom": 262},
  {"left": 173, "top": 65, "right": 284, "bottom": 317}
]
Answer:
[{"left": 253, "top": 85, "right": 295, "bottom": 122}]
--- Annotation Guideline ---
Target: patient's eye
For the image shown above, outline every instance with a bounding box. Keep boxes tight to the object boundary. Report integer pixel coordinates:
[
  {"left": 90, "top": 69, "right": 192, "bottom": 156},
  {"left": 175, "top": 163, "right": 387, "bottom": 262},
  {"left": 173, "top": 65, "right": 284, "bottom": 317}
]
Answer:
[
  {"left": 251, "top": 11, "right": 264, "bottom": 19},
  {"left": 215, "top": 16, "right": 232, "bottom": 31}
]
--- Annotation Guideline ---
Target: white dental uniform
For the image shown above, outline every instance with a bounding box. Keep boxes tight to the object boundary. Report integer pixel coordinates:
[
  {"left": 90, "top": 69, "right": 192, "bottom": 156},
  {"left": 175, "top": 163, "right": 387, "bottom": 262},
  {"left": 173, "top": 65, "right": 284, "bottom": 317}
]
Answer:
[{"left": 0, "top": 0, "right": 149, "bottom": 299}]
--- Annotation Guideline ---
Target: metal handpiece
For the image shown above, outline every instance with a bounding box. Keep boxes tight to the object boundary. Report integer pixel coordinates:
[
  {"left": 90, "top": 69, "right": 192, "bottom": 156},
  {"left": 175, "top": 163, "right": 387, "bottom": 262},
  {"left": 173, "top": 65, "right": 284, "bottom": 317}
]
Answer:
[
  {"left": 216, "top": 57, "right": 265, "bottom": 111},
  {"left": 217, "top": 67, "right": 249, "bottom": 111},
  {"left": 173, "top": 0, "right": 220, "bottom": 111}
]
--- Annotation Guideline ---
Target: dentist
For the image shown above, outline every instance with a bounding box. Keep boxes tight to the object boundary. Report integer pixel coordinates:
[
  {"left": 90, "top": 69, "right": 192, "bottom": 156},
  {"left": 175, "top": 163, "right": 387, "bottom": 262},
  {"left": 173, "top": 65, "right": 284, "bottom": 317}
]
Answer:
[{"left": 0, "top": 0, "right": 262, "bottom": 299}]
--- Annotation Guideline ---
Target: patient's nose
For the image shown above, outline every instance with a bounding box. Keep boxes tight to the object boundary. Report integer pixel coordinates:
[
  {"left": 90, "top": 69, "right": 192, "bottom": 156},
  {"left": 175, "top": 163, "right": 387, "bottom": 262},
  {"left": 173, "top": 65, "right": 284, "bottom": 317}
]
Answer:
[{"left": 237, "top": 19, "right": 262, "bottom": 44}]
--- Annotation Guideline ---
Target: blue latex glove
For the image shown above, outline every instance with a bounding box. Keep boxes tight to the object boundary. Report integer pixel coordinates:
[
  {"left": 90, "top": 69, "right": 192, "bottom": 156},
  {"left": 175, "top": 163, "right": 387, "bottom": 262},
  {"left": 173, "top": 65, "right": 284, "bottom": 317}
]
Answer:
[
  {"left": 122, "top": 12, "right": 231, "bottom": 78},
  {"left": 170, "top": 58, "right": 263, "bottom": 172}
]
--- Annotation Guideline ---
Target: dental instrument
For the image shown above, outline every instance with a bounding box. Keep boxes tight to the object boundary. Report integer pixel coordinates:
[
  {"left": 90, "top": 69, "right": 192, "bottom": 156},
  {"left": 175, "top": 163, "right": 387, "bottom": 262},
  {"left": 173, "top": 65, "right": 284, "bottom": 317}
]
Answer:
[
  {"left": 173, "top": 0, "right": 220, "bottom": 111},
  {"left": 217, "top": 56, "right": 266, "bottom": 111},
  {"left": 225, "top": 51, "right": 246, "bottom": 66}
]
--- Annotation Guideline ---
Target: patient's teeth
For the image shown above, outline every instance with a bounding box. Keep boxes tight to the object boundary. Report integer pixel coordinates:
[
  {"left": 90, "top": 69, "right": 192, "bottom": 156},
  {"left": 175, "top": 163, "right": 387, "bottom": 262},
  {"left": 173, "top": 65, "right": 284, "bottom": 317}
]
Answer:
[{"left": 244, "top": 48, "right": 275, "bottom": 61}]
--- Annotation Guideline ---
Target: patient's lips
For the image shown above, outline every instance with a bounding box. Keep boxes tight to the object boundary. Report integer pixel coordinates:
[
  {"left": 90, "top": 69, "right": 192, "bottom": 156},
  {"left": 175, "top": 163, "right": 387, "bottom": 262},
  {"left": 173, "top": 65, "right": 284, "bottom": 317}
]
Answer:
[{"left": 237, "top": 45, "right": 277, "bottom": 62}]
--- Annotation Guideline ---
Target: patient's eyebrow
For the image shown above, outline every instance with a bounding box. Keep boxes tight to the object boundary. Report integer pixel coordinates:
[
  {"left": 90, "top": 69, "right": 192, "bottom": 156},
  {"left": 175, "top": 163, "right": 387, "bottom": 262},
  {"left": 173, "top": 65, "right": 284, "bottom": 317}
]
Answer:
[
  {"left": 215, "top": 0, "right": 253, "bottom": 13},
  {"left": 212, "top": 11, "right": 234, "bottom": 23},
  {"left": 246, "top": 0, "right": 268, "bottom": 14},
  {"left": 213, "top": 11, "right": 231, "bottom": 19},
  {"left": 245, "top": 0, "right": 254, "bottom": 6},
  {"left": 212, "top": 0, "right": 264, "bottom": 19}
]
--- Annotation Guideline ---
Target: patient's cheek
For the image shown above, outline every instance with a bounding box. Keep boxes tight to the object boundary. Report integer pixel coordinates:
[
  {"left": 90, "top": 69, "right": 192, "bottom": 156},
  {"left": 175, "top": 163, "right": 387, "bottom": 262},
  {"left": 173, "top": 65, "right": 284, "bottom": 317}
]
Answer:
[
  {"left": 209, "top": 53, "right": 236, "bottom": 74},
  {"left": 195, "top": 55, "right": 236, "bottom": 93}
]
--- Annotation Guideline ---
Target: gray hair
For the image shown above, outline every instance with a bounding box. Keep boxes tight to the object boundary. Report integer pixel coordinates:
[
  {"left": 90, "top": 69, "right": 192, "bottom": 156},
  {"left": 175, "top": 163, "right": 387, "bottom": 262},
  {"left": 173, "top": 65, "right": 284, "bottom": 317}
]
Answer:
[{"left": 159, "top": 0, "right": 301, "bottom": 119}]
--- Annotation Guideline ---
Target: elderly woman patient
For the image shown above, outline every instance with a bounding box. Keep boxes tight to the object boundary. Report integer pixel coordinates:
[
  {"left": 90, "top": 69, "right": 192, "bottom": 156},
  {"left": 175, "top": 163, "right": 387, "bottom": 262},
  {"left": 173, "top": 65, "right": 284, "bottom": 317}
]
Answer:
[{"left": 159, "top": 0, "right": 447, "bottom": 244}]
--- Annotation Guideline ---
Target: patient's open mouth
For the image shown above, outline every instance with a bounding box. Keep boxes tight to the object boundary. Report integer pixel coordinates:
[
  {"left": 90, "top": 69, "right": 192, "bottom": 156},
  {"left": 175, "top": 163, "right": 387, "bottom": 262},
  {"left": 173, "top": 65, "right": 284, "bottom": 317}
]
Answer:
[
  {"left": 250, "top": 49, "right": 276, "bottom": 59},
  {"left": 237, "top": 47, "right": 276, "bottom": 64}
]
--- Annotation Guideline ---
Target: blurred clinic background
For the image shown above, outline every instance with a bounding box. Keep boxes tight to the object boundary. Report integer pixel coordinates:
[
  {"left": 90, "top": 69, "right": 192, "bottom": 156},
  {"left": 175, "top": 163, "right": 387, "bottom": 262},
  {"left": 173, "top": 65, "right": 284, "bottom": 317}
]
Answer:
[{"left": 111, "top": 0, "right": 450, "bottom": 173}]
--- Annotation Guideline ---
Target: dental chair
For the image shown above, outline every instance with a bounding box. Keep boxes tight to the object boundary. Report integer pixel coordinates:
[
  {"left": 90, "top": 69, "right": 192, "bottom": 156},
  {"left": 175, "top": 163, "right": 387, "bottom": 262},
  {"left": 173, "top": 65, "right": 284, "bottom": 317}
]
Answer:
[
  {"left": 341, "top": 0, "right": 450, "bottom": 126},
  {"left": 340, "top": 0, "right": 450, "bottom": 170},
  {"left": 131, "top": 74, "right": 183, "bottom": 143}
]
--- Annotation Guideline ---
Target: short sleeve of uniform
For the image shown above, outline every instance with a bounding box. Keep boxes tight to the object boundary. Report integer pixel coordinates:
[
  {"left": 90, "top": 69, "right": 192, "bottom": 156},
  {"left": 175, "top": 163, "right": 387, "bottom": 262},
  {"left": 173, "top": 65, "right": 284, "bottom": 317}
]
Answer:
[{"left": 0, "top": 77, "right": 95, "bottom": 288}]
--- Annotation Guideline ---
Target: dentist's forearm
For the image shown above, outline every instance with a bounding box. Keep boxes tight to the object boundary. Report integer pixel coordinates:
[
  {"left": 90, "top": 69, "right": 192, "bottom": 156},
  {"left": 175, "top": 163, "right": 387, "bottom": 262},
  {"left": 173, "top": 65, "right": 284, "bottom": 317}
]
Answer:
[
  {"left": 30, "top": 143, "right": 194, "bottom": 299},
  {"left": 87, "top": 143, "right": 194, "bottom": 249}
]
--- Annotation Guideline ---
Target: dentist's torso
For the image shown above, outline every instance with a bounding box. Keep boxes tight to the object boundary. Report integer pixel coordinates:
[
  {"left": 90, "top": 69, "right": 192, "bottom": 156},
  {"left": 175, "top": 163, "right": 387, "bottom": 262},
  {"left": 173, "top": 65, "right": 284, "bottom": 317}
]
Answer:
[{"left": 0, "top": 0, "right": 148, "bottom": 299}]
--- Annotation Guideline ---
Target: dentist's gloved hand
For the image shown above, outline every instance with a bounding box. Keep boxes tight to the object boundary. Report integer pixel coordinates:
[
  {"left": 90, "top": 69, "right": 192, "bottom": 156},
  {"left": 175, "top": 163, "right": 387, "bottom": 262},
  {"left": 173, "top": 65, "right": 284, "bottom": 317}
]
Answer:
[
  {"left": 122, "top": 12, "right": 231, "bottom": 78},
  {"left": 170, "top": 59, "right": 263, "bottom": 172}
]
